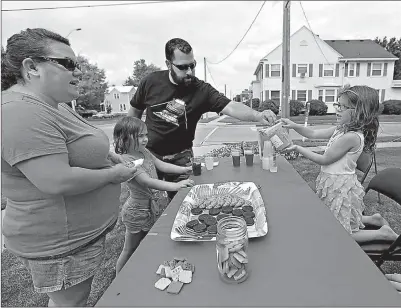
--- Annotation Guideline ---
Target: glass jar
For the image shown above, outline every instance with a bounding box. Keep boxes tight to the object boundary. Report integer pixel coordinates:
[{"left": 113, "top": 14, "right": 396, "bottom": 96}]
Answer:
[{"left": 216, "top": 216, "right": 249, "bottom": 284}]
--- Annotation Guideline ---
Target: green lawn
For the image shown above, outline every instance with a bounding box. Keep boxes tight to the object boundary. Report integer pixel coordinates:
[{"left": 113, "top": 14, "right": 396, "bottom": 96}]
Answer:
[{"left": 1, "top": 147, "right": 400, "bottom": 307}]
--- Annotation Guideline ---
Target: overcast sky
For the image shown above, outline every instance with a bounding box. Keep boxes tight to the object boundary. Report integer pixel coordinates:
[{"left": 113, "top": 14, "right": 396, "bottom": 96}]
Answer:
[{"left": 2, "top": 1, "right": 401, "bottom": 97}]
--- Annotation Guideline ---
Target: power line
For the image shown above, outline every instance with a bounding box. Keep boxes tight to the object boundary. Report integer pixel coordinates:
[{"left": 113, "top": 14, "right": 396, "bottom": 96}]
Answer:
[
  {"left": 298, "top": 1, "right": 334, "bottom": 70},
  {"left": 207, "top": 1, "right": 266, "bottom": 65},
  {"left": 2, "top": 0, "right": 187, "bottom": 12}
]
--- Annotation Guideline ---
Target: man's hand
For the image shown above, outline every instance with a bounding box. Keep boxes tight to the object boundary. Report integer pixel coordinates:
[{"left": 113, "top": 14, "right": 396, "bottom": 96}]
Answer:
[{"left": 255, "top": 110, "right": 276, "bottom": 125}]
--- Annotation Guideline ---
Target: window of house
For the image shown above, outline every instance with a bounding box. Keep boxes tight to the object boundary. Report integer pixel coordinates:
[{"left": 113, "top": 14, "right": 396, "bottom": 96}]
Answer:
[
  {"left": 318, "top": 89, "right": 336, "bottom": 102},
  {"left": 348, "top": 63, "right": 355, "bottom": 77},
  {"left": 297, "top": 64, "right": 308, "bottom": 75},
  {"left": 271, "top": 90, "right": 280, "bottom": 104},
  {"left": 318, "top": 90, "right": 323, "bottom": 101},
  {"left": 123, "top": 104, "right": 126, "bottom": 111},
  {"left": 325, "top": 89, "right": 336, "bottom": 102},
  {"left": 297, "top": 90, "right": 307, "bottom": 102},
  {"left": 271, "top": 64, "right": 281, "bottom": 77},
  {"left": 371, "top": 63, "right": 382, "bottom": 76},
  {"left": 119, "top": 104, "right": 123, "bottom": 111},
  {"left": 323, "top": 64, "right": 334, "bottom": 77}
]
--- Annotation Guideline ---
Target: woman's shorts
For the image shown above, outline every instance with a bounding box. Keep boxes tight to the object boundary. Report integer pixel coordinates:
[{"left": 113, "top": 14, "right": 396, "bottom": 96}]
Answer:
[{"left": 18, "top": 236, "right": 106, "bottom": 293}]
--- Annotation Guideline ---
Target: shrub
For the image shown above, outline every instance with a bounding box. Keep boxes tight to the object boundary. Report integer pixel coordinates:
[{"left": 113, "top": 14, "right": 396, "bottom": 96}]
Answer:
[
  {"left": 243, "top": 99, "right": 251, "bottom": 107},
  {"left": 382, "top": 100, "right": 401, "bottom": 115},
  {"left": 290, "top": 100, "right": 304, "bottom": 116},
  {"left": 259, "top": 99, "right": 280, "bottom": 114},
  {"left": 250, "top": 98, "right": 260, "bottom": 110},
  {"left": 307, "top": 99, "right": 328, "bottom": 115},
  {"left": 378, "top": 103, "right": 384, "bottom": 115}
]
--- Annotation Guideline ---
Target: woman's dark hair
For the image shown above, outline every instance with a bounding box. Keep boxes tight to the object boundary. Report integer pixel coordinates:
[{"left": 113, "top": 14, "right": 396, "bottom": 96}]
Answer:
[
  {"left": 1, "top": 28, "right": 70, "bottom": 91},
  {"left": 165, "top": 38, "right": 192, "bottom": 61},
  {"left": 113, "top": 117, "right": 147, "bottom": 154},
  {"left": 337, "top": 84, "right": 380, "bottom": 153}
]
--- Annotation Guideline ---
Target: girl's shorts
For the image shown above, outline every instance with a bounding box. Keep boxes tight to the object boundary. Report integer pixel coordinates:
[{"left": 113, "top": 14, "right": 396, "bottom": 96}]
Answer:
[
  {"left": 18, "top": 236, "right": 106, "bottom": 293},
  {"left": 121, "top": 202, "right": 154, "bottom": 234}
]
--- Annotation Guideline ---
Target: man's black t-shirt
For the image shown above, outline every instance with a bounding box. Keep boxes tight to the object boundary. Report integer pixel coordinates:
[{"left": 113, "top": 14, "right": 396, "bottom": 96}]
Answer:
[{"left": 130, "top": 70, "right": 231, "bottom": 156}]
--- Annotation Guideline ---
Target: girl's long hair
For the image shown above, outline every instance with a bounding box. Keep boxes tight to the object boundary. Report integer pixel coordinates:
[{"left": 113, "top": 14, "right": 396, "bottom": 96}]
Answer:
[
  {"left": 337, "top": 85, "right": 379, "bottom": 153},
  {"left": 113, "top": 117, "right": 147, "bottom": 154}
]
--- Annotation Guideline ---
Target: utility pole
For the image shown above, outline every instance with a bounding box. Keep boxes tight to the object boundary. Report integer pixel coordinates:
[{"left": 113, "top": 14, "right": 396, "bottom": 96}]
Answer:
[
  {"left": 225, "top": 84, "right": 227, "bottom": 96},
  {"left": 281, "top": 0, "right": 291, "bottom": 118},
  {"left": 204, "top": 57, "right": 208, "bottom": 119}
]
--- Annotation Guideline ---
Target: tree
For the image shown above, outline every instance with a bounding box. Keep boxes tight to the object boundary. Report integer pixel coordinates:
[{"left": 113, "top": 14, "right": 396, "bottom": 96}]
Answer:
[
  {"left": 374, "top": 36, "right": 401, "bottom": 80},
  {"left": 76, "top": 55, "right": 108, "bottom": 110},
  {"left": 123, "top": 59, "right": 161, "bottom": 86}
]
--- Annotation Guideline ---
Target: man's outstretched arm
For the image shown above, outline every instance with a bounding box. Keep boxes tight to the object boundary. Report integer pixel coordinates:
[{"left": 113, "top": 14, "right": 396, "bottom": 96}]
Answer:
[{"left": 221, "top": 101, "right": 276, "bottom": 125}]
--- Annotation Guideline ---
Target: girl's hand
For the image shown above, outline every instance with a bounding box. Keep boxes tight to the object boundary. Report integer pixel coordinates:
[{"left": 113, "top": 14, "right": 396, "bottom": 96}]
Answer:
[
  {"left": 183, "top": 166, "right": 193, "bottom": 175},
  {"left": 175, "top": 179, "right": 195, "bottom": 190},
  {"left": 108, "top": 151, "right": 124, "bottom": 165},
  {"left": 278, "top": 118, "right": 297, "bottom": 129},
  {"left": 109, "top": 164, "right": 138, "bottom": 184},
  {"left": 285, "top": 144, "right": 299, "bottom": 152}
]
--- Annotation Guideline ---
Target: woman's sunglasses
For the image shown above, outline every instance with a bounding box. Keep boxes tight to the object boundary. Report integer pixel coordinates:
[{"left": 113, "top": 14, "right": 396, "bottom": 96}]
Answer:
[
  {"left": 34, "top": 56, "right": 81, "bottom": 72},
  {"left": 171, "top": 60, "right": 197, "bottom": 71}
]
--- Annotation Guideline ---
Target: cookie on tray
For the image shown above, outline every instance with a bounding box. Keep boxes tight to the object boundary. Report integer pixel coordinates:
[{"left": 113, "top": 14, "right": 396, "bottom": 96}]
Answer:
[
  {"left": 242, "top": 205, "right": 253, "bottom": 212},
  {"left": 217, "top": 213, "right": 230, "bottom": 221},
  {"left": 244, "top": 217, "right": 255, "bottom": 226},
  {"left": 198, "top": 214, "right": 212, "bottom": 223},
  {"left": 193, "top": 223, "right": 207, "bottom": 233},
  {"left": 207, "top": 225, "right": 217, "bottom": 235},
  {"left": 186, "top": 219, "right": 200, "bottom": 229},
  {"left": 204, "top": 216, "right": 217, "bottom": 226},
  {"left": 191, "top": 208, "right": 203, "bottom": 215},
  {"left": 221, "top": 206, "right": 233, "bottom": 214},
  {"left": 243, "top": 211, "right": 255, "bottom": 219},
  {"left": 232, "top": 209, "right": 244, "bottom": 217},
  {"left": 209, "top": 208, "right": 221, "bottom": 216}
]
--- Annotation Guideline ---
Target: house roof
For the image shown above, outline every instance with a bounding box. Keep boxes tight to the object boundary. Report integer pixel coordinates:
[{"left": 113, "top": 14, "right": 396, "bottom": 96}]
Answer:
[
  {"left": 107, "top": 86, "right": 136, "bottom": 93},
  {"left": 324, "top": 39, "right": 397, "bottom": 59}
]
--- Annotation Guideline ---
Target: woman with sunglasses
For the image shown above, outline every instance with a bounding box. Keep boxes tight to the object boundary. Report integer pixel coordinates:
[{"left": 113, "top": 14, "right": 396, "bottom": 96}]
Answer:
[
  {"left": 128, "top": 38, "right": 277, "bottom": 200},
  {"left": 1, "top": 28, "right": 138, "bottom": 306},
  {"left": 279, "top": 85, "right": 399, "bottom": 243}
]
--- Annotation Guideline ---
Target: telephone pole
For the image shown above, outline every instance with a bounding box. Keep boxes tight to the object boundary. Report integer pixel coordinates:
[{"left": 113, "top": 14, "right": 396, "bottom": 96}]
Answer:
[
  {"left": 204, "top": 57, "right": 208, "bottom": 119},
  {"left": 225, "top": 84, "right": 227, "bottom": 96},
  {"left": 281, "top": 0, "right": 291, "bottom": 118}
]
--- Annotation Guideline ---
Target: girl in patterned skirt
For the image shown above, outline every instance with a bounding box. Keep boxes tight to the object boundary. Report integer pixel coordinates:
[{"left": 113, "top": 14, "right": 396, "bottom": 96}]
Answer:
[
  {"left": 113, "top": 117, "right": 194, "bottom": 274},
  {"left": 280, "top": 85, "right": 399, "bottom": 243}
]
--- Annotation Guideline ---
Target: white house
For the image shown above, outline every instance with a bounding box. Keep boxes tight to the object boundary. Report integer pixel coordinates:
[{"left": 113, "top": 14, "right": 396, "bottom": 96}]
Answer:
[
  {"left": 252, "top": 26, "right": 400, "bottom": 113},
  {"left": 103, "top": 86, "right": 137, "bottom": 113}
]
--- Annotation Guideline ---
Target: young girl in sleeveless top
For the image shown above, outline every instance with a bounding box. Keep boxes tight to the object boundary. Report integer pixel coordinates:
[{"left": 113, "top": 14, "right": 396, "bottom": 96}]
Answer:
[
  {"left": 281, "top": 85, "right": 398, "bottom": 243},
  {"left": 113, "top": 117, "right": 194, "bottom": 274}
]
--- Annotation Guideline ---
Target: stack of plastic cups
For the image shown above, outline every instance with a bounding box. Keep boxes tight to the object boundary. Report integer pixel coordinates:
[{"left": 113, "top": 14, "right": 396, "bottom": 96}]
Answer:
[{"left": 262, "top": 141, "right": 272, "bottom": 171}]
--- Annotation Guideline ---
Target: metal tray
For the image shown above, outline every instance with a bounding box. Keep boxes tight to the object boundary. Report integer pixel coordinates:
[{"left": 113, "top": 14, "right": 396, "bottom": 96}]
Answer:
[{"left": 171, "top": 181, "right": 268, "bottom": 241}]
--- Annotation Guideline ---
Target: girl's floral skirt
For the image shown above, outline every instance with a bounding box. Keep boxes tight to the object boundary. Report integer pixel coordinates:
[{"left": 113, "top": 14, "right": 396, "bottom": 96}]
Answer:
[{"left": 316, "top": 171, "right": 365, "bottom": 234}]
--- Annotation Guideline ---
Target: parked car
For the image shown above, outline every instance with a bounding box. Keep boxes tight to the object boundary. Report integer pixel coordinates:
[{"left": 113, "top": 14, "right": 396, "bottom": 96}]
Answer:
[{"left": 92, "top": 111, "right": 114, "bottom": 119}]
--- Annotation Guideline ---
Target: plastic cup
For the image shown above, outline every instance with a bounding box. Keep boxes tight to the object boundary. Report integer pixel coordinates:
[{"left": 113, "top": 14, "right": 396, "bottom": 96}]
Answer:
[
  {"left": 244, "top": 148, "right": 254, "bottom": 166},
  {"left": 231, "top": 149, "right": 240, "bottom": 167},
  {"left": 205, "top": 156, "right": 214, "bottom": 171},
  {"left": 191, "top": 157, "right": 202, "bottom": 176}
]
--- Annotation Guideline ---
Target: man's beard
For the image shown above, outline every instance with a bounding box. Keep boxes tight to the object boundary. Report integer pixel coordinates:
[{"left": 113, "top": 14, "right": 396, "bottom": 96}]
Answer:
[{"left": 171, "top": 69, "right": 194, "bottom": 87}]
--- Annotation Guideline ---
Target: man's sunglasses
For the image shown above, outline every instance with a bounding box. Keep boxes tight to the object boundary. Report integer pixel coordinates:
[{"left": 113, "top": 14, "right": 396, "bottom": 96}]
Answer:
[
  {"left": 171, "top": 60, "right": 197, "bottom": 71},
  {"left": 34, "top": 56, "right": 81, "bottom": 72}
]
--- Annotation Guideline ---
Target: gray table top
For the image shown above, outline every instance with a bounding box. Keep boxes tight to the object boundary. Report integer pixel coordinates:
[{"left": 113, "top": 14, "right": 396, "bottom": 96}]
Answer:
[{"left": 97, "top": 156, "right": 401, "bottom": 307}]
